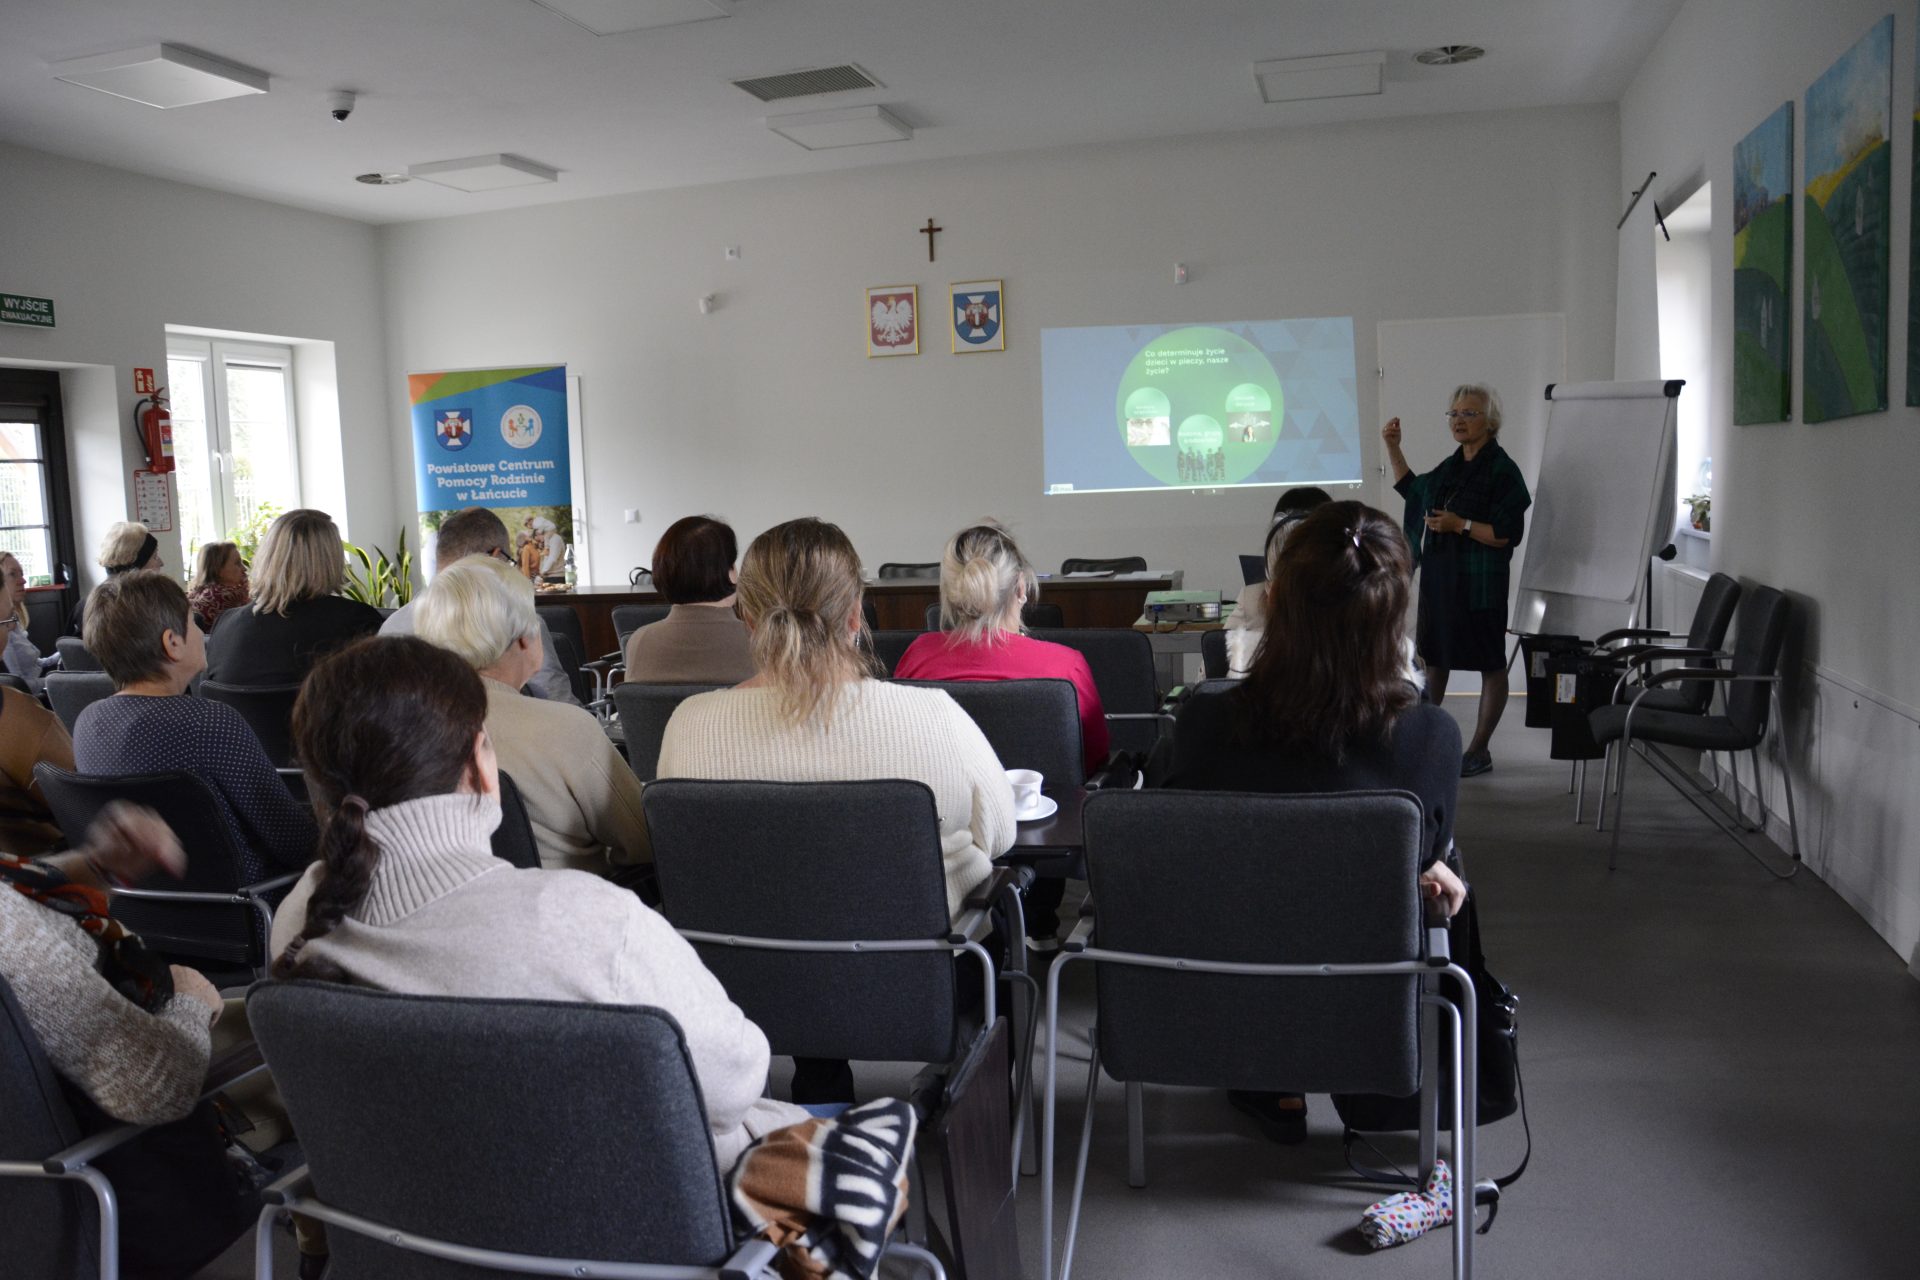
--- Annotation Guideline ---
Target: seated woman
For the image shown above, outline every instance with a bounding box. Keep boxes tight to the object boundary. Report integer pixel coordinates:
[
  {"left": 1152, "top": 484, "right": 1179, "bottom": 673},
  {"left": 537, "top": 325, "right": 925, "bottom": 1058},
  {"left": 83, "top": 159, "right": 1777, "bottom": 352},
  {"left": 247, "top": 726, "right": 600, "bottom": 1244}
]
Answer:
[
  {"left": 415, "top": 555, "right": 648, "bottom": 876},
  {"left": 623, "top": 514, "right": 755, "bottom": 685},
  {"left": 0, "top": 566, "right": 75, "bottom": 854},
  {"left": 1164, "top": 501, "right": 1467, "bottom": 1143},
  {"left": 72, "top": 572, "right": 316, "bottom": 884},
  {"left": 186, "top": 540, "right": 250, "bottom": 633},
  {"left": 896, "top": 520, "right": 1110, "bottom": 776},
  {"left": 658, "top": 517, "right": 1016, "bottom": 1103},
  {"left": 1223, "top": 486, "right": 1331, "bottom": 679},
  {"left": 269, "top": 635, "right": 805, "bottom": 1172},
  {"left": 1, "top": 804, "right": 253, "bottom": 1279},
  {"left": 71, "top": 520, "right": 164, "bottom": 638},
  {"left": 203, "top": 509, "right": 381, "bottom": 686},
  {"left": 1, "top": 551, "right": 57, "bottom": 695}
]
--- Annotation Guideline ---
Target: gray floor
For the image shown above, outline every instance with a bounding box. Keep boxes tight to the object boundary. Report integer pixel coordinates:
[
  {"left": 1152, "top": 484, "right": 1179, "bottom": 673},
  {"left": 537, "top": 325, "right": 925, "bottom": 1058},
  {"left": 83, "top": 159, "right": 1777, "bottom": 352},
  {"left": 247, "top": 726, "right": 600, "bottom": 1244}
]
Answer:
[{"left": 204, "top": 703, "right": 1920, "bottom": 1279}]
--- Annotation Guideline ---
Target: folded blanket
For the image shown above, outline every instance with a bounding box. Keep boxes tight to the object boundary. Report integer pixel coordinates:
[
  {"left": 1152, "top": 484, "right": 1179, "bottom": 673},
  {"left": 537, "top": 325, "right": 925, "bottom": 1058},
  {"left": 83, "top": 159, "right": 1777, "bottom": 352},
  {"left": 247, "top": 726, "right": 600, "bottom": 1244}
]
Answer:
[
  {"left": 1359, "top": 1158, "right": 1454, "bottom": 1250},
  {"left": 730, "top": 1098, "right": 917, "bottom": 1280}
]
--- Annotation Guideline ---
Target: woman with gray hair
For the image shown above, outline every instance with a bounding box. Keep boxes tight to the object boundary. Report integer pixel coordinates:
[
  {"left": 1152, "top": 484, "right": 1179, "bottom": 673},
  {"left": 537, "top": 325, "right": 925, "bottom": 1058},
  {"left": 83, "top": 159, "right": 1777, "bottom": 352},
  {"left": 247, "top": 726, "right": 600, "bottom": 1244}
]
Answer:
[
  {"left": 202, "top": 508, "right": 381, "bottom": 686},
  {"left": 1382, "top": 383, "right": 1532, "bottom": 777},
  {"left": 415, "top": 554, "right": 648, "bottom": 877}
]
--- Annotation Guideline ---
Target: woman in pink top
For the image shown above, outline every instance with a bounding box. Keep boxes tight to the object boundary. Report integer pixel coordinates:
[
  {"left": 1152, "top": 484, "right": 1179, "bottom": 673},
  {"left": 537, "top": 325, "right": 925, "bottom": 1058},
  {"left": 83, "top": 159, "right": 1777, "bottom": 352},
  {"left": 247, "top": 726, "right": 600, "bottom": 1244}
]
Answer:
[{"left": 895, "top": 521, "right": 1110, "bottom": 777}]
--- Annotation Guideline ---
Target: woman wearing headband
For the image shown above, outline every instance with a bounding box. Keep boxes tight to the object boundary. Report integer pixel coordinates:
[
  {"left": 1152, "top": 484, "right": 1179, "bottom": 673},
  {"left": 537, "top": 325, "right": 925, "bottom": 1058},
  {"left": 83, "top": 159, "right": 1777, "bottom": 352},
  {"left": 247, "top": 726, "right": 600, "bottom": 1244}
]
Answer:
[
  {"left": 70, "top": 520, "right": 164, "bottom": 638},
  {"left": 1164, "top": 501, "right": 1467, "bottom": 1144}
]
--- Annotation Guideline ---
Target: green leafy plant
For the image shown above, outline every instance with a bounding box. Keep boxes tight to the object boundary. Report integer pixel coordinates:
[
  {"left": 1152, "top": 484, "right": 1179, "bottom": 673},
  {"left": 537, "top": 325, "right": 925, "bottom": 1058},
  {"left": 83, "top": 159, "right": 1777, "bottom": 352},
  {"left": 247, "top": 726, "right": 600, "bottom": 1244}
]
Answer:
[
  {"left": 1684, "top": 493, "right": 1711, "bottom": 532},
  {"left": 228, "top": 502, "right": 284, "bottom": 568},
  {"left": 342, "top": 529, "right": 415, "bottom": 608}
]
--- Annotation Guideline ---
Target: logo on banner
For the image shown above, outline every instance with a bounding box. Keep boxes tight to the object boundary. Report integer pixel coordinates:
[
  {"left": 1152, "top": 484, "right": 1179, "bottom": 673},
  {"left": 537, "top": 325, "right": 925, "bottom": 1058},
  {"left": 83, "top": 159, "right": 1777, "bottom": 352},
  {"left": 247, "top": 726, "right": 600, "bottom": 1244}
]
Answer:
[
  {"left": 436, "top": 409, "right": 473, "bottom": 451},
  {"left": 954, "top": 291, "right": 1001, "bottom": 345},
  {"left": 501, "top": 404, "right": 543, "bottom": 449}
]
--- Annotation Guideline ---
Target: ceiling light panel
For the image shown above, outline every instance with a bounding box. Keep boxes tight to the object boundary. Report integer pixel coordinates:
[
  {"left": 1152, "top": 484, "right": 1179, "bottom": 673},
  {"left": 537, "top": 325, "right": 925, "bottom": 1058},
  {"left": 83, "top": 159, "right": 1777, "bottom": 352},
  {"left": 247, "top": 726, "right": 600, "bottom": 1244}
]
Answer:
[
  {"left": 767, "top": 105, "right": 911, "bottom": 151},
  {"left": 530, "top": 0, "right": 731, "bottom": 36},
  {"left": 1253, "top": 52, "right": 1386, "bottom": 104},
  {"left": 408, "top": 154, "right": 559, "bottom": 192},
  {"left": 733, "top": 63, "right": 882, "bottom": 103},
  {"left": 50, "top": 44, "right": 269, "bottom": 109}
]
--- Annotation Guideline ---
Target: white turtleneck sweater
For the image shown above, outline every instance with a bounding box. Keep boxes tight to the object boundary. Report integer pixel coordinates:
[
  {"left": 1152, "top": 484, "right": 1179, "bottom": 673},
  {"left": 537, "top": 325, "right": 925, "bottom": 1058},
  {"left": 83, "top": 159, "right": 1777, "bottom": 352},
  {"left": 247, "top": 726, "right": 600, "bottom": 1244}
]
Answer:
[{"left": 269, "top": 791, "right": 804, "bottom": 1171}]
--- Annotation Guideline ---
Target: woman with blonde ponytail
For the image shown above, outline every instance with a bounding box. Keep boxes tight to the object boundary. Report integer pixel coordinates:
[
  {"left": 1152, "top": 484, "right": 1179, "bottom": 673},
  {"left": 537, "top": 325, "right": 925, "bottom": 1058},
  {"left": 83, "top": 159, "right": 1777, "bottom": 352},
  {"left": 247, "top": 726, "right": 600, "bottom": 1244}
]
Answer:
[
  {"left": 896, "top": 521, "right": 1110, "bottom": 776},
  {"left": 269, "top": 635, "right": 806, "bottom": 1171},
  {"left": 657, "top": 518, "right": 1018, "bottom": 1103}
]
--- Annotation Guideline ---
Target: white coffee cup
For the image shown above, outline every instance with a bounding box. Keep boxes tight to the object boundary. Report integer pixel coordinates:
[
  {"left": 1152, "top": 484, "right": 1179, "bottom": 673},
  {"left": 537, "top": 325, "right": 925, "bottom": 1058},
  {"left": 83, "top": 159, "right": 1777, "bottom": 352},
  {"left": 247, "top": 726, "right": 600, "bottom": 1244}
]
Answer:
[{"left": 1006, "top": 768, "right": 1044, "bottom": 816}]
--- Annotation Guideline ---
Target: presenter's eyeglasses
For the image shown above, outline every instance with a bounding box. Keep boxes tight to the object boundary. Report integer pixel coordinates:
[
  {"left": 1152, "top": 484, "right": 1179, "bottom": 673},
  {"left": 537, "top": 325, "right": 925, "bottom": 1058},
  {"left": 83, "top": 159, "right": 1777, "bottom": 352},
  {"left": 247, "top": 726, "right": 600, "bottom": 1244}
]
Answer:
[{"left": 1444, "top": 409, "right": 1484, "bottom": 421}]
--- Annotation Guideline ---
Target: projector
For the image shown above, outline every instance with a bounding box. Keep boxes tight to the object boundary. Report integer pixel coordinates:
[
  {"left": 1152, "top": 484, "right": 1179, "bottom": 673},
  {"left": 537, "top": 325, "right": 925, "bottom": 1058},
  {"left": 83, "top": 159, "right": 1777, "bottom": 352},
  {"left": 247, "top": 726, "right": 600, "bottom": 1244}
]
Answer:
[{"left": 1144, "top": 590, "right": 1222, "bottom": 622}]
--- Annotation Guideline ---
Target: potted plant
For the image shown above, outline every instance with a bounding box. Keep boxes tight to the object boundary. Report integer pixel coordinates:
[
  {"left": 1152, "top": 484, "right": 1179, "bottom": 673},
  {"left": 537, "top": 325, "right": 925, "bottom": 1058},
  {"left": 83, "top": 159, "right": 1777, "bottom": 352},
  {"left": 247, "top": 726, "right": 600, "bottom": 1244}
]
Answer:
[{"left": 1684, "top": 494, "right": 1711, "bottom": 532}]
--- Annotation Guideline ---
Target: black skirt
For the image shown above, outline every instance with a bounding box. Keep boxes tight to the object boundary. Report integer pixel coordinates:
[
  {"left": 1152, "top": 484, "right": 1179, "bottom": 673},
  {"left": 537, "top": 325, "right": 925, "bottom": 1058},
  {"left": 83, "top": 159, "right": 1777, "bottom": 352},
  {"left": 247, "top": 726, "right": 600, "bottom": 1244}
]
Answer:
[{"left": 1414, "top": 555, "right": 1509, "bottom": 672}]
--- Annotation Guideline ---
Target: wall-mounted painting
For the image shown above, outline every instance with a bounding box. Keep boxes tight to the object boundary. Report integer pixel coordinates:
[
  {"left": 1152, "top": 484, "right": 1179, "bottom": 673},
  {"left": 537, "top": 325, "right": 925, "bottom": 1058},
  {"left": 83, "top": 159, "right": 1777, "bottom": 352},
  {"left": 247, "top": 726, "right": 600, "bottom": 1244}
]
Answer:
[
  {"left": 1734, "top": 102, "right": 1793, "bottom": 423},
  {"left": 1803, "top": 15, "right": 1892, "bottom": 423},
  {"left": 867, "top": 284, "right": 919, "bottom": 357}
]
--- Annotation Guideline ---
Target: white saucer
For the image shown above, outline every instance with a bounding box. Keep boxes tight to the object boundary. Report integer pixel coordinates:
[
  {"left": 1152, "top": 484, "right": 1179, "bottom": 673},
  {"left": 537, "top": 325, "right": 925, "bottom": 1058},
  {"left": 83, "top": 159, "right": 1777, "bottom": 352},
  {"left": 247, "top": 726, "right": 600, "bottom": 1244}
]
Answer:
[{"left": 1016, "top": 795, "right": 1059, "bottom": 822}]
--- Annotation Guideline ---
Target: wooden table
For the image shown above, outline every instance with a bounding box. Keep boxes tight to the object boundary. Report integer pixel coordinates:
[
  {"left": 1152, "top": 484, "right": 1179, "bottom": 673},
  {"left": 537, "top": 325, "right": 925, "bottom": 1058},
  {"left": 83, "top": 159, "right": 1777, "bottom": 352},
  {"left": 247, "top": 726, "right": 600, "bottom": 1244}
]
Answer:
[
  {"left": 544, "top": 576, "right": 1180, "bottom": 658},
  {"left": 1005, "top": 787, "right": 1087, "bottom": 879}
]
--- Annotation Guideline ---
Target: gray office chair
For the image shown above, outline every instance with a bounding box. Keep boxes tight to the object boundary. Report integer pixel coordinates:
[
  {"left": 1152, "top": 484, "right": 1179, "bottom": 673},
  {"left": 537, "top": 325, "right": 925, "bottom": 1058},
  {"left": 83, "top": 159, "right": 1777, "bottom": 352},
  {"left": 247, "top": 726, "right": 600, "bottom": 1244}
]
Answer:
[
  {"left": 893, "top": 678, "right": 1083, "bottom": 787},
  {"left": 1029, "top": 628, "right": 1167, "bottom": 755},
  {"left": 197, "top": 681, "right": 302, "bottom": 768},
  {"left": 1590, "top": 584, "right": 1802, "bottom": 877},
  {"left": 54, "top": 636, "right": 101, "bottom": 672},
  {"left": 34, "top": 766, "right": 299, "bottom": 983},
  {"left": 1042, "top": 789, "right": 1478, "bottom": 1280},
  {"left": 610, "top": 603, "right": 672, "bottom": 652},
  {"left": 0, "top": 973, "right": 264, "bottom": 1280},
  {"left": 247, "top": 982, "right": 944, "bottom": 1280},
  {"left": 491, "top": 771, "right": 542, "bottom": 870},
  {"left": 869, "top": 629, "right": 922, "bottom": 675},
  {"left": 44, "top": 672, "right": 114, "bottom": 731},
  {"left": 609, "top": 681, "right": 726, "bottom": 782},
  {"left": 1596, "top": 570, "right": 1742, "bottom": 715},
  {"left": 1199, "top": 627, "right": 1230, "bottom": 679}
]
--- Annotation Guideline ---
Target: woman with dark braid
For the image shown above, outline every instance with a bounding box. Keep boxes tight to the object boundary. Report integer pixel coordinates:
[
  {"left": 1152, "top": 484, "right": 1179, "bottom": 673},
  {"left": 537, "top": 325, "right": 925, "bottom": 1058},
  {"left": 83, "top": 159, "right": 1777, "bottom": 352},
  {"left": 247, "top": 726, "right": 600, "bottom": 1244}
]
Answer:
[{"left": 267, "top": 635, "right": 804, "bottom": 1171}]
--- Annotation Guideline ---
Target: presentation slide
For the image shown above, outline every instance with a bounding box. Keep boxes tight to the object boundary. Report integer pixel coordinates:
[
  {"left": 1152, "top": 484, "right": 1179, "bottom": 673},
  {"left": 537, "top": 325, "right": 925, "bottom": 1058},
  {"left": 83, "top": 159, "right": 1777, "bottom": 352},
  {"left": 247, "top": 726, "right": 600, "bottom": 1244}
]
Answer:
[{"left": 1041, "top": 317, "right": 1362, "bottom": 495}]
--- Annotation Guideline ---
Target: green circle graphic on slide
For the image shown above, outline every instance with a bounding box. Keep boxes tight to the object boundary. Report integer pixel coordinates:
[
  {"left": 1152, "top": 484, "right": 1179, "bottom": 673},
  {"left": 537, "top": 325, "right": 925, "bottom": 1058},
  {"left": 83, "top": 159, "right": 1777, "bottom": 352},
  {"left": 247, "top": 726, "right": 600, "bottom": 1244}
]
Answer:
[{"left": 1114, "top": 327, "right": 1284, "bottom": 485}]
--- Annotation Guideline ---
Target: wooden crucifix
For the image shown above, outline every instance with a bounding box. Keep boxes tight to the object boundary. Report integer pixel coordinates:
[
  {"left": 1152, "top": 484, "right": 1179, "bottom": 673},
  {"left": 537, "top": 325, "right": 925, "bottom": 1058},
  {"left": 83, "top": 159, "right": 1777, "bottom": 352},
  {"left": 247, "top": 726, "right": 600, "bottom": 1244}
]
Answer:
[{"left": 920, "top": 217, "right": 943, "bottom": 262}]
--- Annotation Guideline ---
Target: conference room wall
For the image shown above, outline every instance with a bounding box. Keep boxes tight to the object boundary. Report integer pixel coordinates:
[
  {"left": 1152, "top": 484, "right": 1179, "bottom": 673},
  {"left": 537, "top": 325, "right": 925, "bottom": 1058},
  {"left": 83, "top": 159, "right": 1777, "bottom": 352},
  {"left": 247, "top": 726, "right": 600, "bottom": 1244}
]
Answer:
[
  {"left": 1618, "top": 0, "right": 1920, "bottom": 972},
  {"left": 0, "top": 141, "right": 391, "bottom": 588},
  {"left": 377, "top": 103, "right": 1619, "bottom": 600}
]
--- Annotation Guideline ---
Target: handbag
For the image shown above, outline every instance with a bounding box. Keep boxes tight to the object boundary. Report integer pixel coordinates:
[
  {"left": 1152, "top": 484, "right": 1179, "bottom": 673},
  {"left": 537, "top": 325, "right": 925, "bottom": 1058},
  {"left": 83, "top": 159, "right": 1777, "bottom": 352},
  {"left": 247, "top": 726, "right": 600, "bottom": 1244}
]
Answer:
[{"left": 1330, "top": 890, "right": 1531, "bottom": 1218}]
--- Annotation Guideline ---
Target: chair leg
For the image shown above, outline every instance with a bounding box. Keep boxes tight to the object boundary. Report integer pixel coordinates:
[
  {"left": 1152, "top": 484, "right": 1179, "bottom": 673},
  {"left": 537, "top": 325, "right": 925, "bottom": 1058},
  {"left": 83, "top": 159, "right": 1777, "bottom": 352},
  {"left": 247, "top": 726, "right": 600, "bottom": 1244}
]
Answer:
[
  {"left": 254, "top": 1203, "right": 282, "bottom": 1280},
  {"left": 1417, "top": 984, "right": 1438, "bottom": 1180},
  {"left": 1125, "top": 1081, "right": 1146, "bottom": 1188},
  {"left": 1595, "top": 742, "right": 1613, "bottom": 833},
  {"left": 1573, "top": 758, "right": 1586, "bottom": 824},
  {"left": 1058, "top": 1041, "right": 1103, "bottom": 1280},
  {"left": 1609, "top": 730, "right": 1633, "bottom": 869}
]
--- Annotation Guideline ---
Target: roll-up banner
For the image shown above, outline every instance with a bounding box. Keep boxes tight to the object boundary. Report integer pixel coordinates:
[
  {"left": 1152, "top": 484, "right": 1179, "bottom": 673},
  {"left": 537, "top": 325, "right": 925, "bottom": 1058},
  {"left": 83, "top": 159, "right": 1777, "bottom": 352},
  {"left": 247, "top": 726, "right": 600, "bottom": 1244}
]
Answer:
[{"left": 408, "top": 365, "right": 573, "bottom": 582}]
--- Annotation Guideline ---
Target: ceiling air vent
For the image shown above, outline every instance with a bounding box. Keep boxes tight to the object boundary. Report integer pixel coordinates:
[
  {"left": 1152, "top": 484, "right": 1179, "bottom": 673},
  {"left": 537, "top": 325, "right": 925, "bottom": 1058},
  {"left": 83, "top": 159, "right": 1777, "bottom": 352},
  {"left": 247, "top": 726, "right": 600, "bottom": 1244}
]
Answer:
[
  {"left": 1414, "top": 45, "right": 1486, "bottom": 67},
  {"left": 731, "top": 63, "right": 880, "bottom": 103}
]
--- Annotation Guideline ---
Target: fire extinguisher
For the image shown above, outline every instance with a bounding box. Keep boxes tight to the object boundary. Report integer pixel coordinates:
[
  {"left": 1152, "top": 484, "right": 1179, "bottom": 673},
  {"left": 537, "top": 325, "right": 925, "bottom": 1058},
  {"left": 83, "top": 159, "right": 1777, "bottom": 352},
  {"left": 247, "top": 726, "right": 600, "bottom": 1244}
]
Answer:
[{"left": 133, "top": 388, "right": 175, "bottom": 473}]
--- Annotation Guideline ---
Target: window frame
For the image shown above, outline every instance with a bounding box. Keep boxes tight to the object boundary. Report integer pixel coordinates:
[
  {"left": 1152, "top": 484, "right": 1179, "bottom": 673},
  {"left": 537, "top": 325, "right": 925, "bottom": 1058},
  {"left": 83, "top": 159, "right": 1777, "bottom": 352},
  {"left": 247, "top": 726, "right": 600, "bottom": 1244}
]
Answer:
[
  {"left": 0, "top": 368, "right": 81, "bottom": 631},
  {"left": 165, "top": 336, "right": 303, "bottom": 547}
]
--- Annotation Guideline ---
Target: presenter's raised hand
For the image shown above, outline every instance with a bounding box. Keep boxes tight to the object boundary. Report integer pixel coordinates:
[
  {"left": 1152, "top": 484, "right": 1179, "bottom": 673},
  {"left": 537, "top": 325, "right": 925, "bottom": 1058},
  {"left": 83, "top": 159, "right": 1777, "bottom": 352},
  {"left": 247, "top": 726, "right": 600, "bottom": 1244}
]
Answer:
[{"left": 1381, "top": 417, "right": 1402, "bottom": 448}]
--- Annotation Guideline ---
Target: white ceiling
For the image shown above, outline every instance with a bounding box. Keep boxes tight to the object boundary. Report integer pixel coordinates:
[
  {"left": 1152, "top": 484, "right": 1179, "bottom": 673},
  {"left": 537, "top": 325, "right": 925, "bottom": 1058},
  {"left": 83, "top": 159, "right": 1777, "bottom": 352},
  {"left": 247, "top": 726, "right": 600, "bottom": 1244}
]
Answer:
[{"left": 0, "top": 0, "right": 1685, "bottom": 225}]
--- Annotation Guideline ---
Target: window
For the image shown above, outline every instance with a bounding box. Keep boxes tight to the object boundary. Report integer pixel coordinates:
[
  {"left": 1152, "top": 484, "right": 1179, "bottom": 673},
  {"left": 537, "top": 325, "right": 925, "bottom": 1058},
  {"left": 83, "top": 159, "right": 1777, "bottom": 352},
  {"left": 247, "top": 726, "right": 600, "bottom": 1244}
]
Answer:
[
  {"left": 0, "top": 368, "right": 78, "bottom": 596},
  {"left": 166, "top": 338, "right": 302, "bottom": 555}
]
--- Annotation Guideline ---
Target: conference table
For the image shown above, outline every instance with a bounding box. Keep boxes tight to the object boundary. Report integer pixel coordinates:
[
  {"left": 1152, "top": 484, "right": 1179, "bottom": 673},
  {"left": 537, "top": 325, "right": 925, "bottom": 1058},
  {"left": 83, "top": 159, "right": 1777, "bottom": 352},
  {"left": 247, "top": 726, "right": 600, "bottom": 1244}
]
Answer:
[{"left": 545, "top": 573, "right": 1180, "bottom": 657}]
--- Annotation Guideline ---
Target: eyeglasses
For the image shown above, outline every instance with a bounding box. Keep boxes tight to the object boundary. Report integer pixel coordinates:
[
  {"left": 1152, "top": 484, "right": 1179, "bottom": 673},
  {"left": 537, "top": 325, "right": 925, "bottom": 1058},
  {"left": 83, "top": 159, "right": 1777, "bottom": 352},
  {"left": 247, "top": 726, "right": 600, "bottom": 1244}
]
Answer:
[{"left": 1445, "top": 409, "right": 1484, "bottom": 421}]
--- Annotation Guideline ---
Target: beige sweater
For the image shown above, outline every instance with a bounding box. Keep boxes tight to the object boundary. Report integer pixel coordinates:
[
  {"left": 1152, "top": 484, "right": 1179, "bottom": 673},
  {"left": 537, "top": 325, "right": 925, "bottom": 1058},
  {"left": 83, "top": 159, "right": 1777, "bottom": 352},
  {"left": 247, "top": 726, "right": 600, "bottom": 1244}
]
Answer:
[
  {"left": 0, "top": 886, "right": 212, "bottom": 1124},
  {"left": 270, "top": 792, "right": 805, "bottom": 1171},
  {"left": 482, "top": 677, "right": 649, "bottom": 875},
  {"left": 656, "top": 680, "right": 1016, "bottom": 916},
  {"left": 623, "top": 604, "right": 756, "bottom": 686}
]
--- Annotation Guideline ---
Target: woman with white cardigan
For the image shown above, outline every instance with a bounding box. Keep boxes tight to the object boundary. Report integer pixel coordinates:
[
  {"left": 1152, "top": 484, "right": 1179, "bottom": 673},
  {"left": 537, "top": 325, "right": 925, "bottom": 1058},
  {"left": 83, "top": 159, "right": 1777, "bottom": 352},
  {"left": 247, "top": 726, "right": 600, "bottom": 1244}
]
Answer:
[
  {"left": 657, "top": 516, "right": 1017, "bottom": 1103},
  {"left": 269, "top": 635, "right": 804, "bottom": 1172}
]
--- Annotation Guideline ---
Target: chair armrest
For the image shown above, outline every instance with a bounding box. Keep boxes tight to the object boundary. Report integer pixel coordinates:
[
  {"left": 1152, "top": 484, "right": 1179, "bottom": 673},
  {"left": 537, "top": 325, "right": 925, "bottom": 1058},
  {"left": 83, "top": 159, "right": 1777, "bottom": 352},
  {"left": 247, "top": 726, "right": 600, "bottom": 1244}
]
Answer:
[
  {"left": 260, "top": 1163, "right": 312, "bottom": 1207},
  {"left": 1061, "top": 914, "right": 1096, "bottom": 954},
  {"left": 962, "top": 865, "right": 1029, "bottom": 913},
  {"left": 584, "top": 654, "right": 622, "bottom": 672},
  {"left": 1105, "top": 712, "right": 1175, "bottom": 723},
  {"left": 205, "top": 1041, "right": 265, "bottom": 1092},
  {"left": 1644, "top": 668, "right": 1775, "bottom": 689},
  {"left": 1425, "top": 924, "right": 1453, "bottom": 967},
  {"left": 720, "top": 1238, "right": 781, "bottom": 1279},
  {"left": 40, "top": 1120, "right": 148, "bottom": 1174},
  {"left": 946, "top": 903, "right": 995, "bottom": 946},
  {"left": 240, "top": 872, "right": 301, "bottom": 900},
  {"left": 1624, "top": 645, "right": 1728, "bottom": 669},
  {"left": 1595, "top": 627, "right": 1672, "bottom": 647},
  {"left": 1085, "top": 751, "right": 1135, "bottom": 790}
]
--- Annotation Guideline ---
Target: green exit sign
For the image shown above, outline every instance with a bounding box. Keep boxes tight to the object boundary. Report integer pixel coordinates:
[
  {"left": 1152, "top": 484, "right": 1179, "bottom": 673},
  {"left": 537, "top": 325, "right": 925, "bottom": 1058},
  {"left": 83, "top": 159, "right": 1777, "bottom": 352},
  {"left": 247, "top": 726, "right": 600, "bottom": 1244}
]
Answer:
[{"left": 0, "top": 294, "right": 55, "bottom": 328}]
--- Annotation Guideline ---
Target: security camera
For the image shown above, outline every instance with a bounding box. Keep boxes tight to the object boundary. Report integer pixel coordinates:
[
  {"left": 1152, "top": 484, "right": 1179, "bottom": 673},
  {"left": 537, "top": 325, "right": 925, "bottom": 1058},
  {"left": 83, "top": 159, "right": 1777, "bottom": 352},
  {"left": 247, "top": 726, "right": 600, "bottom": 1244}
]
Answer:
[{"left": 330, "top": 91, "right": 355, "bottom": 123}]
